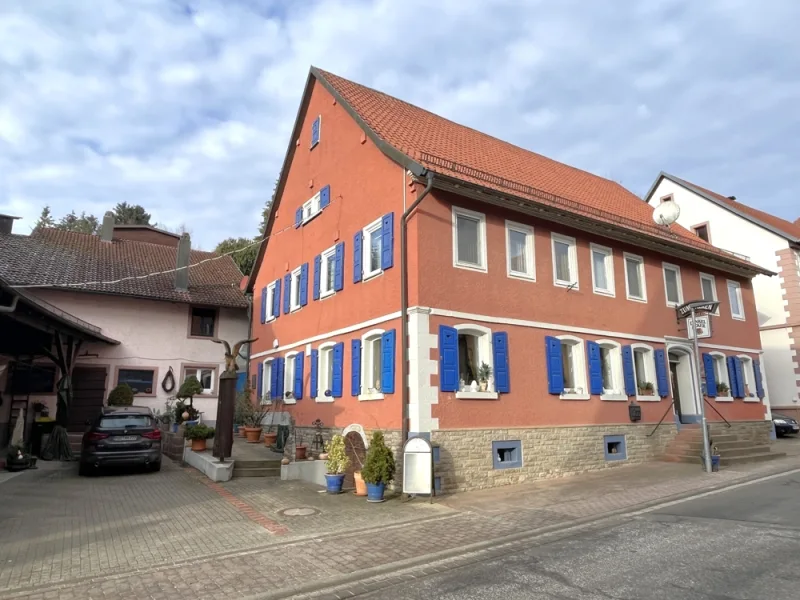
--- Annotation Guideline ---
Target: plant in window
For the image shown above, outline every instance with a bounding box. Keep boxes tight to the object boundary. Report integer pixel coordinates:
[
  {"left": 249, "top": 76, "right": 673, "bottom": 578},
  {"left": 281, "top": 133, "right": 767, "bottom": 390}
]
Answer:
[
  {"left": 323, "top": 434, "right": 350, "bottom": 494},
  {"left": 478, "top": 362, "right": 492, "bottom": 392},
  {"left": 177, "top": 376, "right": 204, "bottom": 409},
  {"left": 361, "top": 430, "right": 396, "bottom": 503},
  {"left": 108, "top": 384, "right": 134, "bottom": 406},
  {"left": 716, "top": 382, "right": 730, "bottom": 396},
  {"left": 637, "top": 381, "right": 654, "bottom": 396}
]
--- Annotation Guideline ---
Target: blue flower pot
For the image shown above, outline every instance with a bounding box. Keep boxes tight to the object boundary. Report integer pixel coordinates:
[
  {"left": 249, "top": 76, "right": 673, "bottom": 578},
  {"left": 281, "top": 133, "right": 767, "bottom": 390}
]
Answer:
[
  {"left": 325, "top": 473, "right": 346, "bottom": 494},
  {"left": 366, "top": 482, "right": 386, "bottom": 502},
  {"left": 233, "top": 424, "right": 239, "bottom": 433},
  {"left": 171, "top": 424, "right": 178, "bottom": 433},
  {"left": 711, "top": 455, "right": 720, "bottom": 472}
]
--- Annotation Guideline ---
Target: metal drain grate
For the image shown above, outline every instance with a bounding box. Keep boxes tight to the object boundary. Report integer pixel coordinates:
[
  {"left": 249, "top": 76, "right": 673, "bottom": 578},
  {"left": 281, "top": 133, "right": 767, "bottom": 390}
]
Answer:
[{"left": 279, "top": 507, "right": 319, "bottom": 517}]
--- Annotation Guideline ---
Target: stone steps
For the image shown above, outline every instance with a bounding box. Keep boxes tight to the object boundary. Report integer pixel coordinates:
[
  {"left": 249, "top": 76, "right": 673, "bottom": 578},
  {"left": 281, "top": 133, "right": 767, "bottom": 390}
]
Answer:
[
  {"left": 232, "top": 459, "right": 282, "bottom": 479},
  {"left": 662, "top": 424, "right": 782, "bottom": 468}
]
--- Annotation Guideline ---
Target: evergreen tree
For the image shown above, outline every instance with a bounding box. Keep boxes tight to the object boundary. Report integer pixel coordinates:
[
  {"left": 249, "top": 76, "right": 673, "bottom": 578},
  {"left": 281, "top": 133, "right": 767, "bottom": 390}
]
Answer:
[{"left": 33, "top": 206, "right": 55, "bottom": 230}]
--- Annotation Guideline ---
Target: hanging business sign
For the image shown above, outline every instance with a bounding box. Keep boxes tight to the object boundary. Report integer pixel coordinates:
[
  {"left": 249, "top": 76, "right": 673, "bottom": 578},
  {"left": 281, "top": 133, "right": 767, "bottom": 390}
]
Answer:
[
  {"left": 676, "top": 300, "right": 719, "bottom": 320},
  {"left": 402, "top": 436, "right": 433, "bottom": 496},
  {"left": 686, "top": 315, "right": 712, "bottom": 339}
]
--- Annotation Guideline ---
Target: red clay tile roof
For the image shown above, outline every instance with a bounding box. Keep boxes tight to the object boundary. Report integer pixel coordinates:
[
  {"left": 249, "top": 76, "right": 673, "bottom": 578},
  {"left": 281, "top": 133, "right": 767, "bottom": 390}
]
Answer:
[
  {"left": 315, "top": 68, "right": 759, "bottom": 269},
  {"left": 663, "top": 174, "right": 800, "bottom": 241},
  {"left": 0, "top": 228, "right": 248, "bottom": 308}
]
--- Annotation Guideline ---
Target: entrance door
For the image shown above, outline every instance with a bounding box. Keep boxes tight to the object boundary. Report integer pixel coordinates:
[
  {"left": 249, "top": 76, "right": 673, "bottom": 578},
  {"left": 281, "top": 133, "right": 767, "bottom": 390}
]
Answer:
[
  {"left": 668, "top": 350, "right": 699, "bottom": 424},
  {"left": 670, "top": 360, "right": 683, "bottom": 423},
  {"left": 68, "top": 366, "right": 108, "bottom": 432}
]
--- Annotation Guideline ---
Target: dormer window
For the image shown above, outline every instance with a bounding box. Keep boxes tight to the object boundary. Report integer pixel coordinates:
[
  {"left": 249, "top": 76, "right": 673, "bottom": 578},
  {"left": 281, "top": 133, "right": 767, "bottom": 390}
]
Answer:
[{"left": 692, "top": 224, "right": 710, "bottom": 242}]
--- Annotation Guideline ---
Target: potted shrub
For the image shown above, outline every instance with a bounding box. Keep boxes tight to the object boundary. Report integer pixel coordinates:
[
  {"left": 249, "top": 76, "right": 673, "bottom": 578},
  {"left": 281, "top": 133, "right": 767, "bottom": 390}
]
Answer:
[
  {"left": 716, "top": 382, "right": 730, "bottom": 396},
  {"left": 185, "top": 424, "right": 215, "bottom": 452},
  {"left": 295, "top": 433, "right": 308, "bottom": 460},
  {"left": 478, "top": 362, "right": 492, "bottom": 392},
  {"left": 262, "top": 395, "right": 283, "bottom": 448},
  {"left": 324, "top": 434, "right": 350, "bottom": 494},
  {"left": 638, "top": 381, "right": 655, "bottom": 396},
  {"left": 108, "top": 383, "right": 134, "bottom": 406},
  {"left": 177, "top": 376, "right": 204, "bottom": 424},
  {"left": 244, "top": 405, "right": 269, "bottom": 443},
  {"left": 361, "top": 431, "right": 395, "bottom": 502},
  {"left": 174, "top": 399, "right": 198, "bottom": 427}
]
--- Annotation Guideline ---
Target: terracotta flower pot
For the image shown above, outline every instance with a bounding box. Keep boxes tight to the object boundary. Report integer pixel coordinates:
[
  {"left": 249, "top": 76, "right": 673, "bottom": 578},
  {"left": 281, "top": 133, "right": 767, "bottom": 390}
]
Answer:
[
  {"left": 191, "top": 439, "right": 207, "bottom": 452},
  {"left": 244, "top": 427, "right": 263, "bottom": 443},
  {"left": 263, "top": 432, "right": 278, "bottom": 447},
  {"left": 354, "top": 471, "right": 368, "bottom": 496},
  {"left": 295, "top": 445, "right": 307, "bottom": 460}
]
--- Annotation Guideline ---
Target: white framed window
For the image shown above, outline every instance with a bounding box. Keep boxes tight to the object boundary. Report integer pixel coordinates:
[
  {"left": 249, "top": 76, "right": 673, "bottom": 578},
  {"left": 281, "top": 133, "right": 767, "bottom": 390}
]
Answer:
[
  {"left": 260, "top": 359, "right": 273, "bottom": 404},
  {"left": 265, "top": 281, "right": 277, "bottom": 321},
  {"left": 320, "top": 245, "right": 337, "bottom": 298},
  {"left": 283, "top": 351, "right": 298, "bottom": 403},
  {"left": 662, "top": 263, "right": 683, "bottom": 307},
  {"left": 557, "top": 335, "right": 588, "bottom": 400},
  {"left": 631, "top": 344, "right": 657, "bottom": 400},
  {"left": 362, "top": 217, "right": 384, "bottom": 280},
  {"left": 505, "top": 220, "right": 535, "bottom": 281},
  {"left": 360, "top": 329, "right": 385, "bottom": 400},
  {"left": 455, "top": 324, "right": 497, "bottom": 399},
  {"left": 290, "top": 266, "right": 302, "bottom": 311},
  {"left": 317, "top": 342, "right": 336, "bottom": 402},
  {"left": 699, "top": 273, "right": 719, "bottom": 315},
  {"left": 727, "top": 280, "right": 745, "bottom": 320},
  {"left": 710, "top": 352, "right": 732, "bottom": 400},
  {"left": 551, "top": 233, "right": 578, "bottom": 289},
  {"left": 183, "top": 366, "right": 216, "bottom": 395},
  {"left": 452, "top": 207, "right": 487, "bottom": 272},
  {"left": 590, "top": 243, "right": 614, "bottom": 296},
  {"left": 301, "top": 192, "right": 321, "bottom": 224},
  {"left": 738, "top": 355, "right": 758, "bottom": 401},
  {"left": 597, "top": 340, "right": 625, "bottom": 400},
  {"left": 624, "top": 253, "right": 647, "bottom": 302}
]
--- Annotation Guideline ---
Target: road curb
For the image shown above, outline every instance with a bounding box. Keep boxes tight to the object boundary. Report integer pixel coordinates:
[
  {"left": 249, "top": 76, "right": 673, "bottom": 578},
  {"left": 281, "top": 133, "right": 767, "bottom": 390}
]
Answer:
[{"left": 251, "top": 462, "right": 800, "bottom": 600}]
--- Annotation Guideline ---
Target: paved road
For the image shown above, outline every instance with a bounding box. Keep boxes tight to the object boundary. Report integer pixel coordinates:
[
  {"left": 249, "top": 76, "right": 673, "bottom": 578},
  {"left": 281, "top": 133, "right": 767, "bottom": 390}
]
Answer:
[{"left": 357, "top": 471, "right": 800, "bottom": 599}]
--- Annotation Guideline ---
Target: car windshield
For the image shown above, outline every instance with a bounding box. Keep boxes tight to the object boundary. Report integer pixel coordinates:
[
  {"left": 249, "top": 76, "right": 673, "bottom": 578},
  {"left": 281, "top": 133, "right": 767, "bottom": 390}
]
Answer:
[{"left": 99, "top": 416, "right": 153, "bottom": 429}]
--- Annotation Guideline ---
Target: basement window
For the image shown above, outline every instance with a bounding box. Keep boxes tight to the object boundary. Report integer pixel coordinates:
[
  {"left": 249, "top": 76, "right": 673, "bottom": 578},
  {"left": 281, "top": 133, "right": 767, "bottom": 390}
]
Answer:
[
  {"left": 604, "top": 435, "right": 627, "bottom": 461},
  {"left": 492, "top": 440, "right": 522, "bottom": 469}
]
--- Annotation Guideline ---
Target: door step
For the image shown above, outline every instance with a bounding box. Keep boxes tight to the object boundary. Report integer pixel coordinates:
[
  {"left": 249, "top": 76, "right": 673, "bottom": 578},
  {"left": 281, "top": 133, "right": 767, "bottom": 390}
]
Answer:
[{"left": 231, "top": 459, "right": 282, "bottom": 478}]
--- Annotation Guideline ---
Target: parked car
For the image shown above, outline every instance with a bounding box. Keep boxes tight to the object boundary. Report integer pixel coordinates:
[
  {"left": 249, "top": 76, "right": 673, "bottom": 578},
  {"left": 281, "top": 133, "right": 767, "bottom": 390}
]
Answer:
[
  {"left": 79, "top": 406, "right": 162, "bottom": 476},
  {"left": 772, "top": 413, "right": 800, "bottom": 437}
]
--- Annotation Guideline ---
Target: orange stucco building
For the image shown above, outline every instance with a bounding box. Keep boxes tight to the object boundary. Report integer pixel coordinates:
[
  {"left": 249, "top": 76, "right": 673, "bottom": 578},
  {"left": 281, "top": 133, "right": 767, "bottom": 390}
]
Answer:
[{"left": 247, "top": 68, "right": 772, "bottom": 491}]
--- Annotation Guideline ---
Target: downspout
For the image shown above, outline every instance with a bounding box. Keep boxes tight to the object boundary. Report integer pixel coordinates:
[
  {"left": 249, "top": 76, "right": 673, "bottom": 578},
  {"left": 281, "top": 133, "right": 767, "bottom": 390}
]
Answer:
[
  {"left": 400, "top": 171, "right": 435, "bottom": 443},
  {"left": 0, "top": 295, "right": 19, "bottom": 313}
]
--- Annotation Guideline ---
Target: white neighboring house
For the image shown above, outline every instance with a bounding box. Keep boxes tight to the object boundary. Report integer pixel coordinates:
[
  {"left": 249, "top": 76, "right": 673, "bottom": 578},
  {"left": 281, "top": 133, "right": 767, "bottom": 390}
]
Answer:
[{"left": 645, "top": 173, "right": 800, "bottom": 415}]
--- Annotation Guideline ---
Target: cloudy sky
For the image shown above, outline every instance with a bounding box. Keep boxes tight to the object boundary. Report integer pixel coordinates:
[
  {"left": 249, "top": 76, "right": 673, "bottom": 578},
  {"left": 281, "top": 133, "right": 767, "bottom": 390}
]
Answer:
[{"left": 1, "top": 0, "right": 798, "bottom": 249}]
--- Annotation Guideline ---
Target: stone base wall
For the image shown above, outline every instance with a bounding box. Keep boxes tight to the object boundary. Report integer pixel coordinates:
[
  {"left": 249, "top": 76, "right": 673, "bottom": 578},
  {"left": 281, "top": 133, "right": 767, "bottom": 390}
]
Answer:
[
  {"left": 708, "top": 420, "right": 771, "bottom": 445},
  {"left": 159, "top": 426, "right": 186, "bottom": 462}
]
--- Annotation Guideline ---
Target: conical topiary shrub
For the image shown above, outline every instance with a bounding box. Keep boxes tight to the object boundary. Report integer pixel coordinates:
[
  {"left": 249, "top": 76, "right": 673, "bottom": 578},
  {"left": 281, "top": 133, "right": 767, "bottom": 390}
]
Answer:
[
  {"left": 360, "top": 431, "right": 395, "bottom": 502},
  {"left": 108, "top": 383, "right": 134, "bottom": 406}
]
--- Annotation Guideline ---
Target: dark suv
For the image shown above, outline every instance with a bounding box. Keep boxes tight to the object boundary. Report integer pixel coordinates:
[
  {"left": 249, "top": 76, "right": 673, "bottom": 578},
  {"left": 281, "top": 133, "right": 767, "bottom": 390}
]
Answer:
[{"left": 80, "top": 406, "right": 162, "bottom": 475}]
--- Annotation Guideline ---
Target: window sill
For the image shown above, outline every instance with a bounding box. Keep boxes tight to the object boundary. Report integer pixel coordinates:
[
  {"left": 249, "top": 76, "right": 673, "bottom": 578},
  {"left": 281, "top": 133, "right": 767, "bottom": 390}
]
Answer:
[
  {"left": 454, "top": 261, "right": 488, "bottom": 274},
  {"left": 290, "top": 305, "right": 302, "bottom": 313},
  {"left": 635, "top": 395, "right": 660, "bottom": 402},
  {"left": 265, "top": 316, "right": 276, "bottom": 323},
  {"left": 319, "top": 289, "right": 335, "bottom": 300},
  {"left": 554, "top": 280, "right": 578, "bottom": 290},
  {"left": 714, "top": 396, "right": 734, "bottom": 402},
  {"left": 507, "top": 271, "right": 535, "bottom": 282},
  {"left": 743, "top": 397, "right": 761, "bottom": 403},
  {"left": 732, "top": 315, "right": 746, "bottom": 321},
  {"left": 560, "top": 393, "right": 590, "bottom": 401},
  {"left": 362, "top": 270, "right": 384, "bottom": 283},
  {"left": 314, "top": 396, "right": 335, "bottom": 403},
  {"left": 358, "top": 392, "right": 384, "bottom": 401},
  {"left": 188, "top": 334, "right": 216, "bottom": 340},
  {"left": 493, "top": 462, "right": 523, "bottom": 470},
  {"left": 283, "top": 397, "right": 297, "bottom": 405},
  {"left": 601, "top": 394, "right": 628, "bottom": 402},
  {"left": 593, "top": 288, "right": 615, "bottom": 297},
  {"left": 456, "top": 391, "right": 499, "bottom": 400},
  {"left": 626, "top": 296, "right": 647, "bottom": 304}
]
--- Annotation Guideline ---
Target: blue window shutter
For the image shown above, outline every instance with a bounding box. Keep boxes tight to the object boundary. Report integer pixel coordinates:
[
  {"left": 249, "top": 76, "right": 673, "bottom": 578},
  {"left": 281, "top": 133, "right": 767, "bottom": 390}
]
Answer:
[
  {"left": 295, "top": 207, "right": 302, "bottom": 228},
  {"left": 351, "top": 339, "right": 362, "bottom": 396},
  {"left": 381, "top": 329, "right": 396, "bottom": 394},
  {"left": 300, "top": 262, "right": 309, "bottom": 307},
  {"left": 655, "top": 349, "right": 669, "bottom": 397},
  {"left": 311, "top": 116, "right": 320, "bottom": 147},
  {"left": 313, "top": 254, "right": 321, "bottom": 301},
  {"left": 260, "top": 287, "right": 267, "bottom": 324},
  {"left": 276, "top": 358, "right": 285, "bottom": 398},
  {"left": 734, "top": 358, "right": 745, "bottom": 398},
  {"left": 270, "top": 360, "right": 279, "bottom": 399},
  {"left": 310, "top": 349, "right": 318, "bottom": 398},
  {"left": 381, "top": 212, "right": 394, "bottom": 270},
  {"left": 257, "top": 362, "right": 264, "bottom": 400},
  {"left": 273, "top": 279, "right": 281, "bottom": 320},
  {"left": 334, "top": 242, "right": 344, "bottom": 291},
  {"left": 294, "top": 352, "right": 304, "bottom": 400},
  {"left": 492, "top": 332, "right": 510, "bottom": 393},
  {"left": 439, "top": 325, "right": 459, "bottom": 392},
  {"left": 587, "top": 341, "right": 603, "bottom": 396},
  {"left": 622, "top": 345, "right": 635, "bottom": 396},
  {"left": 332, "top": 342, "right": 344, "bottom": 397},
  {"left": 283, "top": 273, "right": 291, "bottom": 314},
  {"left": 754, "top": 359, "right": 764, "bottom": 398},
  {"left": 546, "top": 336, "right": 565, "bottom": 395},
  {"left": 353, "top": 231, "right": 363, "bottom": 283},
  {"left": 726, "top": 356, "right": 737, "bottom": 397},
  {"left": 703, "top": 353, "right": 717, "bottom": 397},
  {"left": 320, "top": 184, "right": 330, "bottom": 208}
]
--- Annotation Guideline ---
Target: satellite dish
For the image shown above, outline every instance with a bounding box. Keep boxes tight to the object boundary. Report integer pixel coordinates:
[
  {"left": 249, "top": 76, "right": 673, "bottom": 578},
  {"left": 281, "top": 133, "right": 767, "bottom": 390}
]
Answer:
[{"left": 653, "top": 200, "right": 680, "bottom": 226}]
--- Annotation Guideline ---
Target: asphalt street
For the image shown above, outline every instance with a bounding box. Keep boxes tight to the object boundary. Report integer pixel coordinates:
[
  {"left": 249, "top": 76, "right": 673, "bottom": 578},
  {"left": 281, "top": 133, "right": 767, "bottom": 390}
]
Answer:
[{"left": 362, "top": 471, "right": 800, "bottom": 599}]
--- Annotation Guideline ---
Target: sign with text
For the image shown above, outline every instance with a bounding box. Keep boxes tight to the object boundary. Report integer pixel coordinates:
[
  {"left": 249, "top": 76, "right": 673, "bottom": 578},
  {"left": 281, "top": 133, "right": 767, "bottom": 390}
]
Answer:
[
  {"left": 677, "top": 300, "right": 720, "bottom": 320},
  {"left": 687, "top": 315, "right": 712, "bottom": 339}
]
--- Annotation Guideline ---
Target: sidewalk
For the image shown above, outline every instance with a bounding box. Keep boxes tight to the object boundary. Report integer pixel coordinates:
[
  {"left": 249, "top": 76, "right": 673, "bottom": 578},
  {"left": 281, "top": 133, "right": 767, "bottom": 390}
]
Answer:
[{"left": 5, "top": 448, "right": 799, "bottom": 600}]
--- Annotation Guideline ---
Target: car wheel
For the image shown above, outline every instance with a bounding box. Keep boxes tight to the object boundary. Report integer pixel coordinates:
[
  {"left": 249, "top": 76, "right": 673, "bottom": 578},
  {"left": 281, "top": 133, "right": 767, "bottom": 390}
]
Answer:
[
  {"left": 78, "top": 463, "right": 91, "bottom": 477},
  {"left": 150, "top": 461, "right": 161, "bottom": 473}
]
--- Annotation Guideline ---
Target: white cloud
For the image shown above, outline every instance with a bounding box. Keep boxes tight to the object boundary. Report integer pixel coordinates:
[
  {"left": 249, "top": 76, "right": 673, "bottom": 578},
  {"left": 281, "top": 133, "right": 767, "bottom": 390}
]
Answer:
[{"left": 1, "top": 0, "right": 798, "bottom": 247}]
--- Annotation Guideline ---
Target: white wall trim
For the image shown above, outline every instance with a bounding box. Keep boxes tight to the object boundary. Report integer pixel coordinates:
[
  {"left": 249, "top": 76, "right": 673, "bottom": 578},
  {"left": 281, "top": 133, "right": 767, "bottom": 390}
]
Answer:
[{"left": 251, "top": 311, "right": 402, "bottom": 358}]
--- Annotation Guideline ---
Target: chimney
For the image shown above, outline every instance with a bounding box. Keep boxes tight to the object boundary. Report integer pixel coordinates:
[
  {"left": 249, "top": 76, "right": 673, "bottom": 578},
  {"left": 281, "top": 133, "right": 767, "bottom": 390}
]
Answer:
[
  {"left": 99, "top": 211, "right": 115, "bottom": 242},
  {"left": 175, "top": 233, "right": 191, "bottom": 291},
  {"left": 727, "top": 195, "right": 736, "bottom": 201},
  {"left": 0, "top": 214, "right": 19, "bottom": 235}
]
